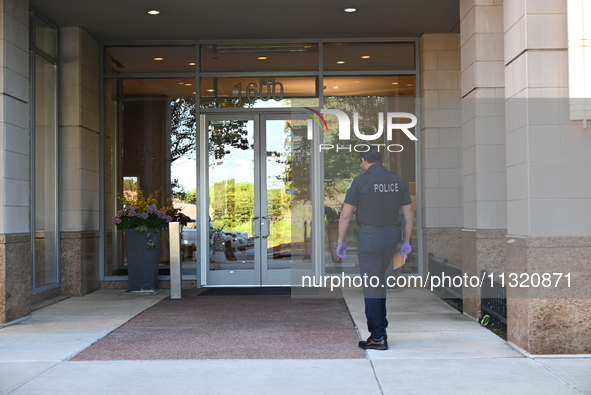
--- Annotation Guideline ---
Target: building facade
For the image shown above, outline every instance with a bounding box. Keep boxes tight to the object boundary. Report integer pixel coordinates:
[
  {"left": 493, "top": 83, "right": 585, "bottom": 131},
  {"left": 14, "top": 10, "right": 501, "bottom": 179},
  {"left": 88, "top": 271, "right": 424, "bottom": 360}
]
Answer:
[{"left": 0, "top": 0, "right": 590, "bottom": 354}]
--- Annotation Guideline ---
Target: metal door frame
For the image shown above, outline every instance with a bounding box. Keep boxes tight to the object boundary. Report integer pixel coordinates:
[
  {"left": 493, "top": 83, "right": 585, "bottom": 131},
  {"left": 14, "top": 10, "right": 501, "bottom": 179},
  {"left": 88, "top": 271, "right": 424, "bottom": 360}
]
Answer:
[{"left": 198, "top": 111, "right": 322, "bottom": 287}]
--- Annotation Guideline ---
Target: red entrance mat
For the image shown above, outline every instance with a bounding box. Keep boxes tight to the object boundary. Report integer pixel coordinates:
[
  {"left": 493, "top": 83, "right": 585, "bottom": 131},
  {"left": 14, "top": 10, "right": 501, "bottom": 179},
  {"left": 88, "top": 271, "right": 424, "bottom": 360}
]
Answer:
[{"left": 71, "top": 290, "right": 365, "bottom": 360}]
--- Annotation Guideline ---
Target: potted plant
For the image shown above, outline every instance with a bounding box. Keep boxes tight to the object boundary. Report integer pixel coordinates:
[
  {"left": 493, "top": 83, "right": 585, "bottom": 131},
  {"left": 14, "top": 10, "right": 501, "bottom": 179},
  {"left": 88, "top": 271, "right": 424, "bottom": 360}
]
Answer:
[{"left": 112, "top": 190, "right": 174, "bottom": 292}]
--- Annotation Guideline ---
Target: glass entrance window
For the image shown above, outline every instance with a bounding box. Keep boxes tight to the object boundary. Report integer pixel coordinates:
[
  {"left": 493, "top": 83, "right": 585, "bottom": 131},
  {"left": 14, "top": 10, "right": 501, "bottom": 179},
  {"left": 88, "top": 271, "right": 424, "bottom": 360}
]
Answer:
[
  {"left": 199, "top": 76, "right": 318, "bottom": 109},
  {"left": 322, "top": 75, "right": 415, "bottom": 97},
  {"left": 200, "top": 43, "right": 318, "bottom": 72},
  {"left": 31, "top": 14, "right": 59, "bottom": 292},
  {"left": 104, "top": 78, "right": 198, "bottom": 279},
  {"left": 101, "top": 40, "right": 420, "bottom": 285},
  {"left": 104, "top": 46, "right": 196, "bottom": 73},
  {"left": 322, "top": 81, "right": 418, "bottom": 277},
  {"left": 323, "top": 42, "right": 415, "bottom": 71},
  {"left": 33, "top": 54, "right": 58, "bottom": 289}
]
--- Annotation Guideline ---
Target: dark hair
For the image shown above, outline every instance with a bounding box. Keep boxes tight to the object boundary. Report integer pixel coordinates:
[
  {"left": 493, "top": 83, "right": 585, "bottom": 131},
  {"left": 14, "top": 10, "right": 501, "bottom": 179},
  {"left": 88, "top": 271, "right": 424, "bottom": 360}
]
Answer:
[{"left": 359, "top": 146, "right": 382, "bottom": 164}]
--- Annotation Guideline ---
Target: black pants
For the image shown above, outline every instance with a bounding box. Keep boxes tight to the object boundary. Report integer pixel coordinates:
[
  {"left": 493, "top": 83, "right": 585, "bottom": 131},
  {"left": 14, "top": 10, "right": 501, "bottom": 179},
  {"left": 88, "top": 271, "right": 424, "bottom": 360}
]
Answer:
[{"left": 357, "top": 224, "right": 399, "bottom": 339}]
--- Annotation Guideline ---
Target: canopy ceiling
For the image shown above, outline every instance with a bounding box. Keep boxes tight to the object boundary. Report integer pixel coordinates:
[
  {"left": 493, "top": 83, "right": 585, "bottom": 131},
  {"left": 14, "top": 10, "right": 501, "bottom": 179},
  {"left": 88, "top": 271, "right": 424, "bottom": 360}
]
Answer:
[{"left": 29, "top": 0, "right": 459, "bottom": 41}]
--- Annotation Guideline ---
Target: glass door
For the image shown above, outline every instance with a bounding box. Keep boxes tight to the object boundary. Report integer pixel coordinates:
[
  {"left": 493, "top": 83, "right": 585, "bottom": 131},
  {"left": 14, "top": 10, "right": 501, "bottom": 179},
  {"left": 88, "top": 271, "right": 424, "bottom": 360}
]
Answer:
[
  {"left": 205, "top": 113, "right": 313, "bottom": 286},
  {"left": 207, "top": 115, "right": 258, "bottom": 286},
  {"left": 263, "top": 115, "right": 313, "bottom": 285}
]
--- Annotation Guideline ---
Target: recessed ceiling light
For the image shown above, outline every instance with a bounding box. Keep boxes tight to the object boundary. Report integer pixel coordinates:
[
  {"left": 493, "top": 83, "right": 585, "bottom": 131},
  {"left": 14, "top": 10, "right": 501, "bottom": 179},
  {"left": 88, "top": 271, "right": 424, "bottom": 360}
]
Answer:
[
  {"left": 148, "top": 10, "right": 160, "bottom": 15},
  {"left": 336, "top": 60, "right": 345, "bottom": 64},
  {"left": 361, "top": 55, "right": 371, "bottom": 59},
  {"left": 192, "top": 91, "right": 196, "bottom": 95},
  {"left": 257, "top": 56, "right": 268, "bottom": 60},
  {"left": 392, "top": 82, "right": 399, "bottom": 85},
  {"left": 184, "top": 83, "right": 192, "bottom": 86},
  {"left": 333, "top": 86, "right": 340, "bottom": 89},
  {"left": 206, "top": 89, "right": 214, "bottom": 92},
  {"left": 406, "top": 83, "right": 414, "bottom": 87},
  {"left": 153, "top": 57, "right": 164, "bottom": 61},
  {"left": 344, "top": 8, "right": 357, "bottom": 13},
  {"left": 188, "top": 62, "right": 196, "bottom": 66}
]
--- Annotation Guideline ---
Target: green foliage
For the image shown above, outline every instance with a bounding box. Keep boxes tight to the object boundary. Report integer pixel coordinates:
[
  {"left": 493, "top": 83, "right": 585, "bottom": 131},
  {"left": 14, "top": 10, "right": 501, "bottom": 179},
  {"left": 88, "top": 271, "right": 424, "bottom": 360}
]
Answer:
[
  {"left": 172, "top": 182, "right": 197, "bottom": 204},
  {"left": 278, "top": 96, "right": 396, "bottom": 211},
  {"left": 123, "top": 177, "right": 139, "bottom": 192},
  {"left": 209, "top": 179, "right": 302, "bottom": 246},
  {"left": 170, "top": 98, "right": 197, "bottom": 163},
  {"left": 170, "top": 97, "right": 252, "bottom": 163},
  {"left": 184, "top": 189, "right": 197, "bottom": 204},
  {"left": 209, "top": 120, "right": 251, "bottom": 160},
  {"left": 445, "top": 299, "right": 463, "bottom": 313},
  {"left": 322, "top": 96, "right": 387, "bottom": 178},
  {"left": 210, "top": 179, "right": 255, "bottom": 231}
]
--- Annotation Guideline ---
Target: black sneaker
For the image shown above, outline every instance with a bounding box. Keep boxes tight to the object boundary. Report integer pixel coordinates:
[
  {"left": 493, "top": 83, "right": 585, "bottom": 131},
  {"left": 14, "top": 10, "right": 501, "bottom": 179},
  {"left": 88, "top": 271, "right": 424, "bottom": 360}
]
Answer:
[{"left": 358, "top": 336, "right": 388, "bottom": 350}]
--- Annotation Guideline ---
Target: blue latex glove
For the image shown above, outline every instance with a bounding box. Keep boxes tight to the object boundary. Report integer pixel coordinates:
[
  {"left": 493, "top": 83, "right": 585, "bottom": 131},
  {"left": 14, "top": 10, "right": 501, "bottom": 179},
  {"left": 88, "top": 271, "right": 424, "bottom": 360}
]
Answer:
[
  {"left": 336, "top": 242, "right": 347, "bottom": 259},
  {"left": 400, "top": 242, "right": 412, "bottom": 259}
]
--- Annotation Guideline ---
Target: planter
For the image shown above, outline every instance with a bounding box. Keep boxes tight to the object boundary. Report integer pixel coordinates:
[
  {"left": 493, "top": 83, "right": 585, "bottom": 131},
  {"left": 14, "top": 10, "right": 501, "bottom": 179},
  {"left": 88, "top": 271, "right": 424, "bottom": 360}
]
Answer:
[{"left": 125, "top": 229, "right": 161, "bottom": 291}]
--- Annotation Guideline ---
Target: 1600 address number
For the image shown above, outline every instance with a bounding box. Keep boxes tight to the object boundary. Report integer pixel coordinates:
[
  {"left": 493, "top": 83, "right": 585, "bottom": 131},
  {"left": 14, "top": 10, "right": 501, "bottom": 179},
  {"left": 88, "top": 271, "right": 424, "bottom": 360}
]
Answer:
[{"left": 234, "top": 82, "right": 284, "bottom": 102}]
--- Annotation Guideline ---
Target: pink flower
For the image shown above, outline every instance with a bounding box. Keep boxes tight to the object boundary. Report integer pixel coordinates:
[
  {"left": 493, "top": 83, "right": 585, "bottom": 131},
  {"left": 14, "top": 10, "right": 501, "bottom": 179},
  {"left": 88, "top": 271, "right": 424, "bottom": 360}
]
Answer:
[{"left": 112, "top": 217, "right": 122, "bottom": 224}]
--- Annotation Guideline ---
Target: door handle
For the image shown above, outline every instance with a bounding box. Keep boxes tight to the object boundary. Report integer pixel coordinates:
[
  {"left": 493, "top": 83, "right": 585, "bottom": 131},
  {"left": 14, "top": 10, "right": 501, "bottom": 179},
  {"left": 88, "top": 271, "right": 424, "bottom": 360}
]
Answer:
[
  {"left": 261, "top": 216, "right": 270, "bottom": 239},
  {"left": 252, "top": 216, "right": 260, "bottom": 238}
]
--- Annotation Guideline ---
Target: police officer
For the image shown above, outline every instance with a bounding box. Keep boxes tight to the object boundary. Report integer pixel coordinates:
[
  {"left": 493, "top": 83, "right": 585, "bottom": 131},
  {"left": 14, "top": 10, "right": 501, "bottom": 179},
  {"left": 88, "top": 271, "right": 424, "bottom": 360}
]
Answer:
[{"left": 336, "top": 146, "right": 413, "bottom": 350}]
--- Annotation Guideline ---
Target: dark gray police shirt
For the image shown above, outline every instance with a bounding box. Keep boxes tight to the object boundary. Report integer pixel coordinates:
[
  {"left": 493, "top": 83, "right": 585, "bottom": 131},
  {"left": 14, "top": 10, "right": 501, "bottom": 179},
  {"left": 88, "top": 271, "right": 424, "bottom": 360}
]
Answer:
[{"left": 344, "top": 163, "right": 412, "bottom": 226}]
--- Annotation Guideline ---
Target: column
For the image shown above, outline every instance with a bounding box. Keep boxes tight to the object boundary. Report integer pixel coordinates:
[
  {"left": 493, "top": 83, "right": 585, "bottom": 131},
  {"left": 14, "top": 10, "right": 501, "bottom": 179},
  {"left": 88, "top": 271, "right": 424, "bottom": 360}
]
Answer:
[
  {"left": 58, "top": 27, "right": 101, "bottom": 296},
  {"left": 505, "top": 0, "right": 591, "bottom": 354},
  {"left": 460, "top": 0, "right": 507, "bottom": 318},
  {"left": 0, "top": 0, "right": 31, "bottom": 324},
  {"left": 420, "top": 34, "right": 463, "bottom": 266}
]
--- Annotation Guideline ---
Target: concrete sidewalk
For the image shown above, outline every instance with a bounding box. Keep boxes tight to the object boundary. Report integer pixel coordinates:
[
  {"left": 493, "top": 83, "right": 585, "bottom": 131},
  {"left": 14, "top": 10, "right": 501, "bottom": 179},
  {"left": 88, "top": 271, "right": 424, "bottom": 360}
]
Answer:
[{"left": 0, "top": 287, "right": 589, "bottom": 395}]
